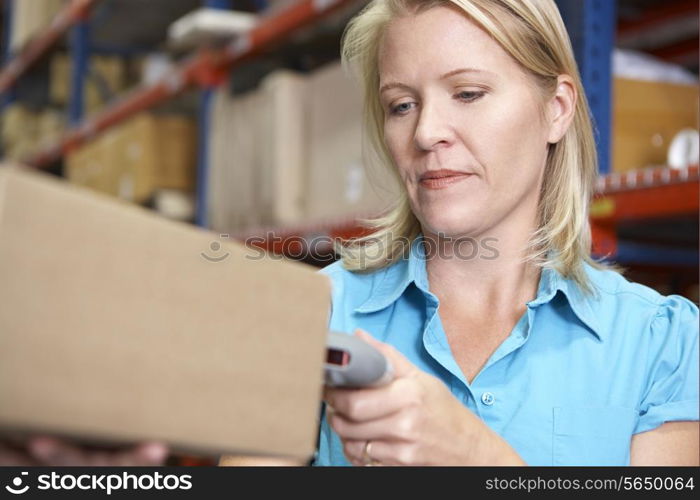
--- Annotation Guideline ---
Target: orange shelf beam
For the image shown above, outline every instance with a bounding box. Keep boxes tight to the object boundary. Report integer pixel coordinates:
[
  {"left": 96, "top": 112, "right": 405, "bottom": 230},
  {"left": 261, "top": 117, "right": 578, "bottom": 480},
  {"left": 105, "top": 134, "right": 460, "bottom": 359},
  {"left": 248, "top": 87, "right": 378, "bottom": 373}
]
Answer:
[
  {"left": 25, "top": 0, "right": 361, "bottom": 168},
  {"left": 591, "top": 164, "right": 699, "bottom": 222},
  {"left": 0, "top": 0, "right": 97, "bottom": 94},
  {"left": 238, "top": 165, "right": 699, "bottom": 258}
]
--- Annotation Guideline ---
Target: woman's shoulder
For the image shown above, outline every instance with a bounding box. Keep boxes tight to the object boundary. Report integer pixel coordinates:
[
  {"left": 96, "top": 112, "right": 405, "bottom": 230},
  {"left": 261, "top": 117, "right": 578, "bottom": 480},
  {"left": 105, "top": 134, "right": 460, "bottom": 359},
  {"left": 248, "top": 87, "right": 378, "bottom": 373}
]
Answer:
[
  {"left": 582, "top": 264, "right": 700, "bottom": 434},
  {"left": 317, "top": 259, "right": 389, "bottom": 307},
  {"left": 317, "top": 259, "right": 384, "bottom": 286},
  {"left": 582, "top": 262, "right": 699, "bottom": 337},
  {"left": 316, "top": 260, "right": 395, "bottom": 333}
]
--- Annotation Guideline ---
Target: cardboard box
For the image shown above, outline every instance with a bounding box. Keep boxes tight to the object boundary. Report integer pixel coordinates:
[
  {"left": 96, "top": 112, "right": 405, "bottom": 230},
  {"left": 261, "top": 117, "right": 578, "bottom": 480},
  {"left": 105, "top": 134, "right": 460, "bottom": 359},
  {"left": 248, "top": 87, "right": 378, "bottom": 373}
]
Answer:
[
  {"left": 257, "top": 70, "right": 308, "bottom": 226},
  {"left": 10, "top": 0, "right": 64, "bottom": 51},
  {"left": 4, "top": 139, "right": 39, "bottom": 163},
  {"left": 156, "top": 115, "right": 197, "bottom": 190},
  {"left": 1, "top": 104, "right": 38, "bottom": 146},
  {"left": 113, "top": 113, "right": 196, "bottom": 202},
  {"left": 208, "top": 71, "right": 307, "bottom": 234},
  {"left": 50, "top": 54, "right": 126, "bottom": 113},
  {"left": 66, "top": 129, "right": 124, "bottom": 197},
  {"left": 208, "top": 87, "right": 264, "bottom": 233},
  {"left": 613, "top": 78, "right": 699, "bottom": 172},
  {"left": 36, "top": 110, "right": 65, "bottom": 151},
  {"left": 207, "top": 63, "right": 401, "bottom": 235},
  {"left": 305, "top": 62, "right": 399, "bottom": 219},
  {"left": 65, "top": 114, "right": 196, "bottom": 202},
  {"left": 0, "top": 165, "right": 331, "bottom": 460}
]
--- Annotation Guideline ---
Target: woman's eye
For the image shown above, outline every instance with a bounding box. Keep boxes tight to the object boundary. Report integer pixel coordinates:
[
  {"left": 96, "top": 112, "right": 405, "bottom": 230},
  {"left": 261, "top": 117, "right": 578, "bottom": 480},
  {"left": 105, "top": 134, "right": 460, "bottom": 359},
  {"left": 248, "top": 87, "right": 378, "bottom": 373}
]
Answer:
[
  {"left": 456, "top": 91, "right": 485, "bottom": 102},
  {"left": 390, "top": 102, "right": 415, "bottom": 115}
]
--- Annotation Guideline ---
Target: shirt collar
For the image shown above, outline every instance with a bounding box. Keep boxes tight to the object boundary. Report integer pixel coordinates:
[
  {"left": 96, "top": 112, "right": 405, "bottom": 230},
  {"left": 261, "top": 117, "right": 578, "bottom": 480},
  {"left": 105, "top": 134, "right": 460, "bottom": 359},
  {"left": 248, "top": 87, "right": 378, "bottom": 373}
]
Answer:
[
  {"left": 526, "top": 263, "right": 603, "bottom": 341},
  {"left": 354, "top": 233, "right": 602, "bottom": 341},
  {"left": 353, "top": 235, "right": 423, "bottom": 314}
]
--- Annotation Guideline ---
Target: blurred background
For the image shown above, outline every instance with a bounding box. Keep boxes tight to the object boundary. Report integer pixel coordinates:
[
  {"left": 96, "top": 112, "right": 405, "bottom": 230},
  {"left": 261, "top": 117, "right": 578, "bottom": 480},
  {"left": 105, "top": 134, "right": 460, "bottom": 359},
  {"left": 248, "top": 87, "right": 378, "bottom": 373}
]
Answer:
[{"left": 0, "top": 0, "right": 698, "bottom": 463}]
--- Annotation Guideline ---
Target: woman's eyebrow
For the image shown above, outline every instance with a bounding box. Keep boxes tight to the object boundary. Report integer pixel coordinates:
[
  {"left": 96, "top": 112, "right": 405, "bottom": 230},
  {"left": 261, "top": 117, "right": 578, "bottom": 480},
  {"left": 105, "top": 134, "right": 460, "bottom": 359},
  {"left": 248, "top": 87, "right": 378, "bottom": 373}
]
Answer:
[{"left": 379, "top": 67, "right": 496, "bottom": 94}]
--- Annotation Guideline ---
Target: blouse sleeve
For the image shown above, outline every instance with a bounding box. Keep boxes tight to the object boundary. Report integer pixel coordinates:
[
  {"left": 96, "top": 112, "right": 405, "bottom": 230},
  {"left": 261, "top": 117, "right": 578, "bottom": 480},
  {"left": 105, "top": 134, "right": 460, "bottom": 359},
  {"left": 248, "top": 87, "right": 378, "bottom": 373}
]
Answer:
[{"left": 633, "top": 294, "right": 699, "bottom": 434}]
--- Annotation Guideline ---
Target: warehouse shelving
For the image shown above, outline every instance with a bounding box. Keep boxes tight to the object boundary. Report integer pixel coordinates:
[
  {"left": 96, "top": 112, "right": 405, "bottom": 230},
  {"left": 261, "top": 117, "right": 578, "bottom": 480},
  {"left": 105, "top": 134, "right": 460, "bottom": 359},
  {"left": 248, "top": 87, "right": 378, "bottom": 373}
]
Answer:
[
  {"left": 0, "top": 0, "right": 358, "bottom": 168},
  {"left": 0, "top": 0, "right": 697, "bottom": 271},
  {"left": 0, "top": 0, "right": 97, "bottom": 96},
  {"left": 230, "top": 163, "right": 699, "bottom": 267},
  {"left": 590, "top": 163, "right": 699, "bottom": 265},
  {"left": 0, "top": 0, "right": 697, "bottom": 467}
]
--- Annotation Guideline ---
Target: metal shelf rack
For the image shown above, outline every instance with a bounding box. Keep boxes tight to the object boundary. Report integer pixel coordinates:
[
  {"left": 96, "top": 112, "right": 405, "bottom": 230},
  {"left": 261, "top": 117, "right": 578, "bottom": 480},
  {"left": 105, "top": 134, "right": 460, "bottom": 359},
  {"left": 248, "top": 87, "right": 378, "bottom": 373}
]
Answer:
[{"left": 0, "top": 0, "right": 697, "bottom": 270}]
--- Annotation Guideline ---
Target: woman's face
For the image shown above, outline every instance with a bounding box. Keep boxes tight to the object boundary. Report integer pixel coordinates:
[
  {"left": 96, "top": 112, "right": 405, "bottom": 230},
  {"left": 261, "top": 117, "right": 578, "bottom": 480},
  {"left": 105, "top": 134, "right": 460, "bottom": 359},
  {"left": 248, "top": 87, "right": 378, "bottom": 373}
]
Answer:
[{"left": 378, "top": 5, "right": 559, "bottom": 240}]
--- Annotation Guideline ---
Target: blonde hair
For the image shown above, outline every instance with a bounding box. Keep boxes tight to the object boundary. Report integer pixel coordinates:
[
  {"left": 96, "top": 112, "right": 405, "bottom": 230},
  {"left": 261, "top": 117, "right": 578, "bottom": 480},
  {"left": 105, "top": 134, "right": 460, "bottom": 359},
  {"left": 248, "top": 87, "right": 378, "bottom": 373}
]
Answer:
[{"left": 335, "top": 0, "right": 610, "bottom": 293}]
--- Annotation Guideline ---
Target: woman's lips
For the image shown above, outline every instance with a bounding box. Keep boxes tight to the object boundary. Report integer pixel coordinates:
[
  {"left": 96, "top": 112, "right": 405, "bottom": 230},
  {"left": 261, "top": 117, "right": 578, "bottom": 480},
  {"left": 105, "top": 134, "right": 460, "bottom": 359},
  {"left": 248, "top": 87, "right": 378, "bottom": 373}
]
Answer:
[{"left": 419, "top": 173, "right": 473, "bottom": 189}]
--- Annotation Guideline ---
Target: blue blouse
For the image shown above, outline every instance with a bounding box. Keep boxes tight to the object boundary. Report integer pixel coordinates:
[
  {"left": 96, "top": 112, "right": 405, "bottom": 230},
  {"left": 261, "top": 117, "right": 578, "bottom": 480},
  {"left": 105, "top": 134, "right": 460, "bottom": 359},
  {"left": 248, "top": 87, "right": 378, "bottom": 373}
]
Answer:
[{"left": 313, "top": 233, "right": 699, "bottom": 466}]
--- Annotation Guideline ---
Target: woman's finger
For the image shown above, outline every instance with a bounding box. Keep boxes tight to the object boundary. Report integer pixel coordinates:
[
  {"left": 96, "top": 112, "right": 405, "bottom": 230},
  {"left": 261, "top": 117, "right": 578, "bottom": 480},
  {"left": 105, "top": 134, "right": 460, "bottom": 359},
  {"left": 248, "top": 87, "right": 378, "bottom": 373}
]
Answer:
[
  {"left": 345, "top": 439, "right": 415, "bottom": 466},
  {"left": 27, "top": 436, "right": 88, "bottom": 466},
  {"left": 325, "top": 377, "right": 418, "bottom": 421},
  {"left": 27, "top": 437, "right": 169, "bottom": 466},
  {"left": 354, "top": 329, "right": 415, "bottom": 379},
  {"left": 329, "top": 408, "right": 414, "bottom": 442},
  {"left": 123, "top": 442, "right": 169, "bottom": 466},
  {"left": 341, "top": 439, "right": 367, "bottom": 465}
]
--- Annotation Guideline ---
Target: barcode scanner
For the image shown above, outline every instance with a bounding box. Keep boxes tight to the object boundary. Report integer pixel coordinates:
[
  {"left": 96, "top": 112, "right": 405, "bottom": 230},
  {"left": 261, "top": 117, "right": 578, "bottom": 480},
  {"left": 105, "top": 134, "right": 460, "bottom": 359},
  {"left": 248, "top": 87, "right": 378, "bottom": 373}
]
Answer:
[{"left": 324, "top": 332, "right": 393, "bottom": 388}]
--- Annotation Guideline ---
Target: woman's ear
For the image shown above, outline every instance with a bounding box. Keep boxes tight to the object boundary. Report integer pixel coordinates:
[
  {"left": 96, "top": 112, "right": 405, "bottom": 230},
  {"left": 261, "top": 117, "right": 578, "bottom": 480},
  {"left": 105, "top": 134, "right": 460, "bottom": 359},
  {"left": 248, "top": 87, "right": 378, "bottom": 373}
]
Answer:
[{"left": 546, "top": 75, "right": 577, "bottom": 144}]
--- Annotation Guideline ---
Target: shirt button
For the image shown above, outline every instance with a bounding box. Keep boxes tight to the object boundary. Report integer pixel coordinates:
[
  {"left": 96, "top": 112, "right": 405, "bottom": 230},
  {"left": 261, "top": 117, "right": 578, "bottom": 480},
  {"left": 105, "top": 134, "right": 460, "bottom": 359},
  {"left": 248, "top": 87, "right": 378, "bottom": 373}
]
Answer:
[{"left": 481, "top": 392, "right": 495, "bottom": 406}]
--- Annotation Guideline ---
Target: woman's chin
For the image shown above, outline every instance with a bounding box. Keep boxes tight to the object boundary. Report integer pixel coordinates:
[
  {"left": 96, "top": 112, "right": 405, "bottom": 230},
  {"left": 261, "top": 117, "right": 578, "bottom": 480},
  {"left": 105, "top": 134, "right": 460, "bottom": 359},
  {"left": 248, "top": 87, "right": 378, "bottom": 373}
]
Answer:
[{"left": 419, "top": 212, "right": 482, "bottom": 239}]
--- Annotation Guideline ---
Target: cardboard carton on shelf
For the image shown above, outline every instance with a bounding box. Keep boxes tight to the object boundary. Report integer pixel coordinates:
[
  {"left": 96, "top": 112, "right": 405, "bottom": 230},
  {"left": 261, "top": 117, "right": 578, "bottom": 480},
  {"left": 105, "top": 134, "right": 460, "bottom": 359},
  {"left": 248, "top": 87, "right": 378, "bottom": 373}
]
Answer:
[
  {"left": 305, "top": 61, "right": 400, "bottom": 220},
  {"left": 208, "top": 86, "right": 267, "bottom": 233},
  {"left": 1, "top": 104, "right": 38, "bottom": 147},
  {"left": 208, "top": 62, "right": 401, "bottom": 236},
  {"left": 36, "top": 109, "right": 65, "bottom": 151},
  {"left": 50, "top": 54, "right": 127, "bottom": 114},
  {"left": 64, "top": 113, "right": 196, "bottom": 203},
  {"left": 256, "top": 70, "right": 308, "bottom": 227},
  {"left": 9, "top": 0, "right": 64, "bottom": 51},
  {"left": 112, "top": 113, "right": 197, "bottom": 203},
  {"left": 65, "top": 129, "right": 122, "bottom": 197},
  {"left": 0, "top": 164, "right": 331, "bottom": 461},
  {"left": 208, "top": 71, "right": 308, "bottom": 235},
  {"left": 613, "top": 78, "right": 699, "bottom": 173}
]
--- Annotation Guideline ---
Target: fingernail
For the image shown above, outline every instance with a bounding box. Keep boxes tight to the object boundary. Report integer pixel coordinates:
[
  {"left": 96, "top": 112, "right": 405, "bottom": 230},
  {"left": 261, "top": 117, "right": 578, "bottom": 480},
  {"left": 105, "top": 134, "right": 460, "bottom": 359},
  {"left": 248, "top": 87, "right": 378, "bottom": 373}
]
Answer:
[
  {"left": 142, "top": 443, "right": 168, "bottom": 463},
  {"left": 29, "top": 438, "right": 56, "bottom": 459}
]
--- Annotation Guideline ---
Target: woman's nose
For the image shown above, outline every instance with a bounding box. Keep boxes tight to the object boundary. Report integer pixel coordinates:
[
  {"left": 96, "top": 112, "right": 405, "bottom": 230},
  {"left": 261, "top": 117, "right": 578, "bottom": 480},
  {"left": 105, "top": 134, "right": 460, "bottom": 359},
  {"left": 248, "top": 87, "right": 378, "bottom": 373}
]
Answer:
[{"left": 413, "top": 102, "right": 453, "bottom": 151}]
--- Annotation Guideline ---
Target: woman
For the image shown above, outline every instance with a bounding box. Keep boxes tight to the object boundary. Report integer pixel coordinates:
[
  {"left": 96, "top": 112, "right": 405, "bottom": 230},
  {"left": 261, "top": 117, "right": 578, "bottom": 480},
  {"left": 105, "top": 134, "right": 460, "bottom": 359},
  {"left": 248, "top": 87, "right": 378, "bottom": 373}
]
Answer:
[
  {"left": 4, "top": 0, "right": 696, "bottom": 468},
  {"left": 310, "top": 0, "right": 698, "bottom": 466}
]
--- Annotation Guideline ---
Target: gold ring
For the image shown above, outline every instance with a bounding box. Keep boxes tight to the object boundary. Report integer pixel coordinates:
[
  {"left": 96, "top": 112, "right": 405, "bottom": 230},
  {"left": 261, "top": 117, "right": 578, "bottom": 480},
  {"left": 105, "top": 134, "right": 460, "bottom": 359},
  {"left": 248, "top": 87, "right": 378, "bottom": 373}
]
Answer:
[{"left": 362, "top": 440, "right": 380, "bottom": 466}]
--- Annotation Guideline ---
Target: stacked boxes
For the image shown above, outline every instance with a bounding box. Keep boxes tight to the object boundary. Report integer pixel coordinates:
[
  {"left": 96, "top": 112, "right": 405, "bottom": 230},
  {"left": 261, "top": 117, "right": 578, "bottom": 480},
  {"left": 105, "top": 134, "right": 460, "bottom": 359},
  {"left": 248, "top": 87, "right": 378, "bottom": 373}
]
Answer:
[
  {"left": 207, "top": 61, "right": 399, "bottom": 235},
  {"left": 208, "top": 70, "right": 309, "bottom": 233},
  {"left": 257, "top": 71, "right": 308, "bottom": 227},
  {"left": 10, "top": 0, "right": 64, "bottom": 51},
  {"left": 1, "top": 105, "right": 65, "bottom": 162},
  {"left": 305, "top": 62, "right": 398, "bottom": 221},
  {"left": 66, "top": 113, "right": 196, "bottom": 203},
  {"left": 50, "top": 54, "right": 127, "bottom": 114},
  {"left": 208, "top": 87, "right": 264, "bottom": 232}
]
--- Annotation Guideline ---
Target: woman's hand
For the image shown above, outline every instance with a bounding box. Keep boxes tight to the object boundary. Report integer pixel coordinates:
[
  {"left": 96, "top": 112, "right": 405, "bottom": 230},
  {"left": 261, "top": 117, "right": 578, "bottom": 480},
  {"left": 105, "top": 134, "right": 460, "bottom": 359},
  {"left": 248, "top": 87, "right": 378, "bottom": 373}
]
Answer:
[
  {"left": 0, "top": 436, "right": 169, "bottom": 466},
  {"left": 323, "top": 329, "right": 525, "bottom": 466}
]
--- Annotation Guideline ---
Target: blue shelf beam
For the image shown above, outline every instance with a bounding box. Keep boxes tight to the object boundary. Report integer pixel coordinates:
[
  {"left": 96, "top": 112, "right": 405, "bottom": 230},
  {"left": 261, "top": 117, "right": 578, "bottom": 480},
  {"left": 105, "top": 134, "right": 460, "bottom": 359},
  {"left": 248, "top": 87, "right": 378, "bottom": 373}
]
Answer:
[
  {"left": 195, "top": 0, "right": 235, "bottom": 227},
  {"left": 1, "top": 0, "right": 16, "bottom": 108},
  {"left": 608, "top": 241, "right": 699, "bottom": 267},
  {"left": 69, "top": 19, "right": 91, "bottom": 126},
  {"left": 556, "top": 0, "right": 616, "bottom": 175},
  {"left": 204, "top": 0, "right": 233, "bottom": 9}
]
